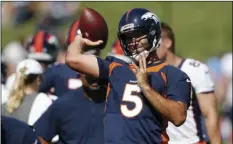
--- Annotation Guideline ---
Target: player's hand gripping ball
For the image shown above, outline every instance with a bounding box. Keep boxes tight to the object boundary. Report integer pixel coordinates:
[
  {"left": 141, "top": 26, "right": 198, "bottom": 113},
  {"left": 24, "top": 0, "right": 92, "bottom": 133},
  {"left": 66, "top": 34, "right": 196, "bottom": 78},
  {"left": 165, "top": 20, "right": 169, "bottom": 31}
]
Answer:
[{"left": 79, "top": 8, "right": 108, "bottom": 50}]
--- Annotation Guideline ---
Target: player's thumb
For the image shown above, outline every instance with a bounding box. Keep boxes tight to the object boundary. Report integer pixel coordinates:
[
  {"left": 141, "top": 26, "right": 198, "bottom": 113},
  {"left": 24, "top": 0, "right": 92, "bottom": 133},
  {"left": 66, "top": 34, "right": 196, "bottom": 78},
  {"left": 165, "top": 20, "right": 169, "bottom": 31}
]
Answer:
[{"left": 84, "top": 39, "right": 103, "bottom": 46}]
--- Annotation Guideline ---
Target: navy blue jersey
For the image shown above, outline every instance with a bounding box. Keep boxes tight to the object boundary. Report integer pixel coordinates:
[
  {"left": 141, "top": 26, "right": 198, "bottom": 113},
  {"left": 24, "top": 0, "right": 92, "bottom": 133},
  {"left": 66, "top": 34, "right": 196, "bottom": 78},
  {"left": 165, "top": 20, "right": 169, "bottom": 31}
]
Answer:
[
  {"left": 33, "top": 88, "right": 105, "bottom": 144},
  {"left": 39, "top": 63, "right": 82, "bottom": 96},
  {"left": 1, "top": 116, "right": 40, "bottom": 144},
  {"left": 97, "top": 56, "right": 191, "bottom": 144}
]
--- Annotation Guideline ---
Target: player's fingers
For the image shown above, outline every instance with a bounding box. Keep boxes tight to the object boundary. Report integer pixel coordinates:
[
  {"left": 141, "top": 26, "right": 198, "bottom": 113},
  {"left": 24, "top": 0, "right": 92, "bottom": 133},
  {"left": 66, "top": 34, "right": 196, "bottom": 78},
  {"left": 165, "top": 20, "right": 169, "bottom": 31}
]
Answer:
[
  {"left": 131, "top": 62, "right": 140, "bottom": 72},
  {"left": 84, "top": 39, "right": 103, "bottom": 46},
  {"left": 139, "top": 55, "right": 144, "bottom": 72},
  {"left": 142, "top": 53, "right": 147, "bottom": 71}
]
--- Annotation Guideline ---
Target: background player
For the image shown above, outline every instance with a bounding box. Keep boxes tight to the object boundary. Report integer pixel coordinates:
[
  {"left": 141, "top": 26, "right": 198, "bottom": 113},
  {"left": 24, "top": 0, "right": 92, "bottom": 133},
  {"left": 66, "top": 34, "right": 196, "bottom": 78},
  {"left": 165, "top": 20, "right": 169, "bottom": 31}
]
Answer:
[
  {"left": 26, "top": 30, "right": 60, "bottom": 71},
  {"left": 66, "top": 8, "right": 191, "bottom": 144},
  {"left": 33, "top": 48, "right": 106, "bottom": 144},
  {"left": 158, "top": 22, "right": 222, "bottom": 144},
  {"left": 2, "top": 116, "right": 40, "bottom": 144},
  {"left": 2, "top": 59, "right": 56, "bottom": 126},
  {"left": 4, "top": 30, "right": 60, "bottom": 94},
  {"left": 39, "top": 20, "right": 88, "bottom": 97}
]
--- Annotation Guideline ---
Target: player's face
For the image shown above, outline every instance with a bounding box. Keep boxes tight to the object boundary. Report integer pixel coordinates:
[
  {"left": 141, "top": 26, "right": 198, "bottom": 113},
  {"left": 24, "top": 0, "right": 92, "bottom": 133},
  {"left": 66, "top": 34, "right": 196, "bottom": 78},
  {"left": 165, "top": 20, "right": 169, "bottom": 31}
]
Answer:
[
  {"left": 125, "top": 31, "right": 150, "bottom": 55},
  {"left": 80, "top": 74, "right": 101, "bottom": 90},
  {"left": 36, "top": 75, "right": 42, "bottom": 88},
  {"left": 156, "top": 30, "right": 170, "bottom": 60},
  {"left": 80, "top": 74, "right": 107, "bottom": 101}
]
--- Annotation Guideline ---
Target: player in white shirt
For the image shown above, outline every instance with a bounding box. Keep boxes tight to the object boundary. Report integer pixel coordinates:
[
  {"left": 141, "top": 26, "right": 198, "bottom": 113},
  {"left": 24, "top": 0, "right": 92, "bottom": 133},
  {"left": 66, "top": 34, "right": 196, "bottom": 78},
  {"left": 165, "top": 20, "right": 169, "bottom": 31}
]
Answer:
[
  {"left": 156, "top": 22, "right": 222, "bottom": 144},
  {"left": 2, "top": 59, "right": 57, "bottom": 126}
]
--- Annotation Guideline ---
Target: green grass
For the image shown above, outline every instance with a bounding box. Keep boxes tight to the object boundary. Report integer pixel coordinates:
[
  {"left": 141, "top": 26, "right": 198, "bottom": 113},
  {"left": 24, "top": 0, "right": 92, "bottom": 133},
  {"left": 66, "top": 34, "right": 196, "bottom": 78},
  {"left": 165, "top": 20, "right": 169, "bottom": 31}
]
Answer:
[{"left": 2, "top": 2, "right": 232, "bottom": 62}]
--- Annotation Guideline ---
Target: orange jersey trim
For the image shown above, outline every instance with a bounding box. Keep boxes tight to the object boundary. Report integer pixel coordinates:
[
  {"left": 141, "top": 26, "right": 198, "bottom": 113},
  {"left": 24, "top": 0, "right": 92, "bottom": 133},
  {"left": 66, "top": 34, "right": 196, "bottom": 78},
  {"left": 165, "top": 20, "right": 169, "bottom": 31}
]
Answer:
[
  {"left": 126, "top": 9, "right": 133, "bottom": 23},
  {"left": 146, "top": 63, "right": 167, "bottom": 73},
  {"left": 106, "top": 62, "right": 123, "bottom": 99},
  {"left": 161, "top": 129, "right": 169, "bottom": 144}
]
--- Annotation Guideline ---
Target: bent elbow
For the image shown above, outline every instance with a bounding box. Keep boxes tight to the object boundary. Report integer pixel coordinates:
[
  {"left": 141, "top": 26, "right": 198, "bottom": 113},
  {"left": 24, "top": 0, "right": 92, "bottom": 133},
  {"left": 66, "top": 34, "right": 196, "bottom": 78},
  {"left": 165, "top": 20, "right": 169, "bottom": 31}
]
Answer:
[
  {"left": 171, "top": 102, "right": 188, "bottom": 127},
  {"left": 172, "top": 112, "right": 187, "bottom": 127},
  {"left": 65, "top": 52, "right": 81, "bottom": 70},
  {"left": 173, "top": 116, "right": 186, "bottom": 127}
]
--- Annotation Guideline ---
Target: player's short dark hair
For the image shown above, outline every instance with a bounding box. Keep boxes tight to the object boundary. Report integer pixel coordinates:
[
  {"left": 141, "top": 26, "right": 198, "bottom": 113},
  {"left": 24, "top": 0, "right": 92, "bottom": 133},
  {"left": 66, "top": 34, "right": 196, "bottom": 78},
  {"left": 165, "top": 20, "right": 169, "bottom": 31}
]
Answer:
[{"left": 161, "top": 22, "right": 175, "bottom": 53}]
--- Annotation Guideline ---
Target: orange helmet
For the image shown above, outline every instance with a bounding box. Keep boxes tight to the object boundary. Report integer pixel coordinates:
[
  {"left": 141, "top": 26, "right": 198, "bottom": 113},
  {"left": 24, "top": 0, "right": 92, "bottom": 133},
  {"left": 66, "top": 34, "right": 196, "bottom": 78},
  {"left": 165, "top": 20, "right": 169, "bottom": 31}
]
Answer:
[
  {"left": 66, "top": 20, "right": 80, "bottom": 46},
  {"left": 110, "top": 39, "right": 132, "bottom": 63},
  {"left": 111, "top": 39, "right": 124, "bottom": 55},
  {"left": 26, "top": 30, "right": 60, "bottom": 63}
]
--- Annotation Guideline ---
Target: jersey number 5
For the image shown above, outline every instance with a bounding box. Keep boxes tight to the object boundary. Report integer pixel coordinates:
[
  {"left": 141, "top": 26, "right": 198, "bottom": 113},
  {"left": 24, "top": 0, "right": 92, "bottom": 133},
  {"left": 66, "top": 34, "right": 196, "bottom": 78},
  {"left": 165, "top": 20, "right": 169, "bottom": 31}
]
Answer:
[{"left": 121, "top": 84, "right": 143, "bottom": 118}]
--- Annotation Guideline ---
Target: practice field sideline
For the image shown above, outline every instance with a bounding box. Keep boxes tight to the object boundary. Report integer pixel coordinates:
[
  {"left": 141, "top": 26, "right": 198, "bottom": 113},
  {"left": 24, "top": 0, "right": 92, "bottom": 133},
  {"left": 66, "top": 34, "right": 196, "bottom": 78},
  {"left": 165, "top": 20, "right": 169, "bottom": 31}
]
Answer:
[{"left": 1, "top": 2, "right": 232, "bottom": 61}]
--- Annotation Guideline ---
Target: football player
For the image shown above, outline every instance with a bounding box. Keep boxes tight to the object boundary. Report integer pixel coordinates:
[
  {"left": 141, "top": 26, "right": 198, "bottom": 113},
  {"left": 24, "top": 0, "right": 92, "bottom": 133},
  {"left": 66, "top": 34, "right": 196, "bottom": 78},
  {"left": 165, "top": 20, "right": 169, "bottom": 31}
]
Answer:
[
  {"left": 26, "top": 30, "right": 60, "bottom": 71},
  {"left": 2, "top": 116, "right": 40, "bottom": 144},
  {"left": 66, "top": 8, "right": 191, "bottom": 144},
  {"left": 39, "top": 20, "right": 84, "bottom": 96},
  {"left": 33, "top": 49, "right": 106, "bottom": 144},
  {"left": 4, "top": 30, "right": 60, "bottom": 100},
  {"left": 2, "top": 59, "right": 56, "bottom": 126},
  {"left": 158, "top": 22, "right": 222, "bottom": 144}
]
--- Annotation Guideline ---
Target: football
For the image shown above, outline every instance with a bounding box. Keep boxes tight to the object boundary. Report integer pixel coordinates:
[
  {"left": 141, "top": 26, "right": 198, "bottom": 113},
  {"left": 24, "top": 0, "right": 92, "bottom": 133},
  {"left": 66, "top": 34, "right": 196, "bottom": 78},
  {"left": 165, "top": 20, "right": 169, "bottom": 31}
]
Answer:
[{"left": 79, "top": 8, "right": 108, "bottom": 49}]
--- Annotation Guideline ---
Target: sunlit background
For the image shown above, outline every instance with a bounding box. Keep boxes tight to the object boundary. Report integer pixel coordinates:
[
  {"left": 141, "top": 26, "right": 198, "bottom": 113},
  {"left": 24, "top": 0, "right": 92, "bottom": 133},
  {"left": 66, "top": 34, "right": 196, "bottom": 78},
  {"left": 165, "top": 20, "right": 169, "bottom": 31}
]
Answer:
[{"left": 1, "top": 2, "right": 232, "bottom": 144}]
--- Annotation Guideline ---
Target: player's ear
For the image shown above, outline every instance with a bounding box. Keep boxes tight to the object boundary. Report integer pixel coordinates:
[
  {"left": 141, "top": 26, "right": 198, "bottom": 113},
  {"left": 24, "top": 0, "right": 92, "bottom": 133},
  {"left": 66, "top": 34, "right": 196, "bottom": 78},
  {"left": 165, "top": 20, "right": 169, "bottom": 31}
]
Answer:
[
  {"left": 165, "top": 38, "right": 172, "bottom": 50},
  {"left": 36, "top": 75, "right": 41, "bottom": 87}
]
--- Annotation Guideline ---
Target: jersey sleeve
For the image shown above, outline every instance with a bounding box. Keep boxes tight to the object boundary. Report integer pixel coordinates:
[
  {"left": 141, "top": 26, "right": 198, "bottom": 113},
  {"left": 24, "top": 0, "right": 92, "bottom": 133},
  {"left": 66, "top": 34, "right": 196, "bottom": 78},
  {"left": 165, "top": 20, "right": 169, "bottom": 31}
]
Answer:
[
  {"left": 190, "top": 64, "right": 215, "bottom": 94},
  {"left": 166, "top": 66, "right": 191, "bottom": 108},
  {"left": 28, "top": 93, "right": 54, "bottom": 126},
  {"left": 33, "top": 102, "right": 59, "bottom": 142},
  {"left": 96, "top": 56, "right": 111, "bottom": 80},
  {"left": 39, "top": 66, "right": 56, "bottom": 93}
]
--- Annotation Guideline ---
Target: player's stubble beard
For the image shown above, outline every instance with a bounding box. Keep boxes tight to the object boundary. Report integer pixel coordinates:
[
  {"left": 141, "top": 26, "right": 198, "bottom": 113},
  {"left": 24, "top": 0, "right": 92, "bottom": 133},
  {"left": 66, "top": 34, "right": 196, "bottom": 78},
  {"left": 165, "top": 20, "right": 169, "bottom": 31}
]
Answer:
[
  {"left": 129, "top": 38, "right": 160, "bottom": 65},
  {"left": 82, "top": 77, "right": 107, "bottom": 103},
  {"left": 83, "top": 86, "right": 106, "bottom": 103}
]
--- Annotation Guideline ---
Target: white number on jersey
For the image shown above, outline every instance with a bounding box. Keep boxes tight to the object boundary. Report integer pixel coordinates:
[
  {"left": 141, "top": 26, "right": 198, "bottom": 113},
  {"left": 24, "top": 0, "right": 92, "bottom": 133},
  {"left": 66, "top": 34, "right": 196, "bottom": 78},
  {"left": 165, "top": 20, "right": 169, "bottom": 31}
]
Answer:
[
  {"left": 68, "top": 78, "right": 82, "bottom": 90},
  {"left": 121, "top": 84, "right": 143, "bottom": 118},
  {"left": 189, "top": 60, "right": 200, "bottom": 67}
]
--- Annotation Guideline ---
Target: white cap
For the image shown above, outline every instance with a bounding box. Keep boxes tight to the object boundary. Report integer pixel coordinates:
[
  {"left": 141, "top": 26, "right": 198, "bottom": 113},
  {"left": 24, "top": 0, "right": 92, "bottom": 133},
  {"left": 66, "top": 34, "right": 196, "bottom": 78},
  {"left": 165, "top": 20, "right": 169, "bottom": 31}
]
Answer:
[{"left": 16, "top": 59, "right": 43, "bottom": 75}]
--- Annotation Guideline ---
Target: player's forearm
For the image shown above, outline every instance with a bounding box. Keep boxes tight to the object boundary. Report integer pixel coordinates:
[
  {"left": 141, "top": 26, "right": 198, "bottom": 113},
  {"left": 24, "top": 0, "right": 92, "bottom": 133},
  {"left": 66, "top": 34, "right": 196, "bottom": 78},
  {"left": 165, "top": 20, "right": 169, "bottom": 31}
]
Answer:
[
  {"left": 197, "top": 92, "right": 222, "bottom": 144},
  {"left": 65, "top": 36, "right": 100, "bottom": 78},
  {"left": 66, "top": 37, "right": 83, "bottom": 66},
  {"left": 65, "top": 37, "right": 86, "bottom": 74},
  {"left": 141, "top": 84, "right": 186, "bottom": 126},
  {"left": 204, "top": 112, "right": 222, "bottom": 144}
]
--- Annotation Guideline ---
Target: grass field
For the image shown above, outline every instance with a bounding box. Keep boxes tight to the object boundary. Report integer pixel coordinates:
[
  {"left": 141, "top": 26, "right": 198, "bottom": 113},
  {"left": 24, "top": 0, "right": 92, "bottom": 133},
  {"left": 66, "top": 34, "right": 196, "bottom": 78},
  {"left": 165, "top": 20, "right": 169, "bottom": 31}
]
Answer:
[{"left": 1, "top": 2, "right": 232, "bottom": 61}]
